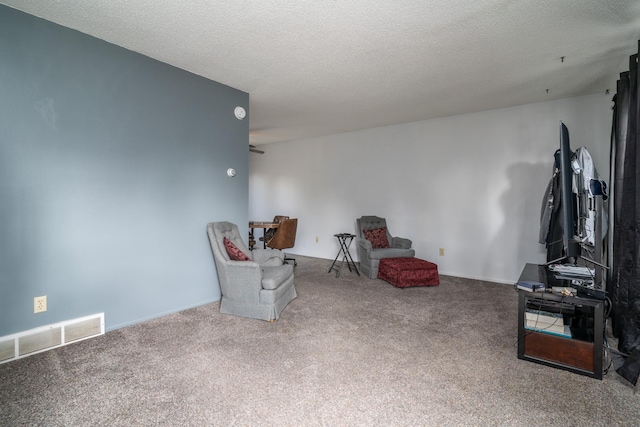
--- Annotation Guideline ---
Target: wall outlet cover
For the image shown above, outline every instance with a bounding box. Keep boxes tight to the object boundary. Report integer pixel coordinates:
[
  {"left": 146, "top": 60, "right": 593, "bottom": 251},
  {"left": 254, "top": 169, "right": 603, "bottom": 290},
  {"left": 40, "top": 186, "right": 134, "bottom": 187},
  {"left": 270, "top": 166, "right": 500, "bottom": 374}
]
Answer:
[{"left": 34, "top": 296, "right": 47, "bottom": 313}]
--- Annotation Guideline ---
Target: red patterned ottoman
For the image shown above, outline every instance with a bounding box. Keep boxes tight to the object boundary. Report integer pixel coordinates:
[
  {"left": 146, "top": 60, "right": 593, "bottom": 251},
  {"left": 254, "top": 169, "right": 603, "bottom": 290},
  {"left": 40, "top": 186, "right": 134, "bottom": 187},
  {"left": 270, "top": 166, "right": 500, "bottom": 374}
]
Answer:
[{"left": 378, "top": 257, "right": 439, "bottom": 288}]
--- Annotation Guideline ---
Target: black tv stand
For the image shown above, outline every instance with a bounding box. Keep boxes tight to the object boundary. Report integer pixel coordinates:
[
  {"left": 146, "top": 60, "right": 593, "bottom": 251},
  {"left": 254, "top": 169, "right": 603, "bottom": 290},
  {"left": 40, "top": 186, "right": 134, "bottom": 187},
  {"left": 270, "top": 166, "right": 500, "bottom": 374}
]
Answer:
[{"left": 517, "top": 263, "right": 604, "bottom": 379}]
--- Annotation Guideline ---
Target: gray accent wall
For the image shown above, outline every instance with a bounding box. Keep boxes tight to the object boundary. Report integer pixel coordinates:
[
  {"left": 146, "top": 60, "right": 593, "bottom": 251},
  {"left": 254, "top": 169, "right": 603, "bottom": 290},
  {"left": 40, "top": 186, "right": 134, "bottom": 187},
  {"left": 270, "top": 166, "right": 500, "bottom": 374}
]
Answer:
[{"left": 0, "top": 5, "right": 249, "bottom": 335}]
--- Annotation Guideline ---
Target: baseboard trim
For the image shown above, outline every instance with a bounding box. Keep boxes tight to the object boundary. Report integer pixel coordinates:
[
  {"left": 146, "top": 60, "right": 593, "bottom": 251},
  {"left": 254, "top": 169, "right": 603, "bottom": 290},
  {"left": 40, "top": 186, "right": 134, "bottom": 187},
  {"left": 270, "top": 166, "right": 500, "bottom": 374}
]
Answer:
[{"left": 105, "top": 298, "right": 219, "bottom": 332}]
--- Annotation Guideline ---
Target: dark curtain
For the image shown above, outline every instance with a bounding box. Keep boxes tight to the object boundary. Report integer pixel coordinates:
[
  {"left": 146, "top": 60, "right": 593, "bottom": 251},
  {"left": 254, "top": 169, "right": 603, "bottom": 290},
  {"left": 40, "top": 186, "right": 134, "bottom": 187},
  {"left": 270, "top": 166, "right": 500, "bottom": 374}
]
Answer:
[{"left": 610, "top": 43, "right": 640, "bottom": 385}]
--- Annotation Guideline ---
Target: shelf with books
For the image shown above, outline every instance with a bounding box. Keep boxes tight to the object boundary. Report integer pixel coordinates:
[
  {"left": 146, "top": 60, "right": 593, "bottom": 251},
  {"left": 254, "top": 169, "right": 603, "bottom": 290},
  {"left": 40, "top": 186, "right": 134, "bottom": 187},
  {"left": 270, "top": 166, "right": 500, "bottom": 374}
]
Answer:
[{"left": 524, "top": 308, "right": 571, "bottom": 337}]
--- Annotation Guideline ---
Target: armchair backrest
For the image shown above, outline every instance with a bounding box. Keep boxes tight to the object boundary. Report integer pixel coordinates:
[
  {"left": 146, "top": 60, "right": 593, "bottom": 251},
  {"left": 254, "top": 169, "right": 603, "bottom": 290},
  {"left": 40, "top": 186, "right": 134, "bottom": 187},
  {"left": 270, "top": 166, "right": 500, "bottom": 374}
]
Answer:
[
  {"left": 208, "top": 221, "right": 253, "bottom": 263},
  {"left": 267, "top": 218, "right": 298, "bottom": 250},
  {"left": 357, "top": 216, "right": 392, "bottom": 242}
]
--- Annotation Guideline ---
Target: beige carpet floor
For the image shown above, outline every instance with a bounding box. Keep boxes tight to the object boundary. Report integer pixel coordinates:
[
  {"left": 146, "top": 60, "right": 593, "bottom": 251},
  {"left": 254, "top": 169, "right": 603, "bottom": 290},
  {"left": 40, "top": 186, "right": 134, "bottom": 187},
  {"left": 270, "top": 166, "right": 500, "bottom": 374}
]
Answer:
[{"left": 1, "top": 255, "right": 638, "bottom": 426}]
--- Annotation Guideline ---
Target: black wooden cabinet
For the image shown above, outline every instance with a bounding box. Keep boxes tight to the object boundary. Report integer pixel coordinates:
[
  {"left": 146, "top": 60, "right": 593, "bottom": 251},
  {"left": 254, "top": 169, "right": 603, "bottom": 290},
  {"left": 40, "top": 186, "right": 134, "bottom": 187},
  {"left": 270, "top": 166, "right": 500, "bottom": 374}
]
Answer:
[{"left": 517, "top": 264, "right": 604, "bottom": 380}]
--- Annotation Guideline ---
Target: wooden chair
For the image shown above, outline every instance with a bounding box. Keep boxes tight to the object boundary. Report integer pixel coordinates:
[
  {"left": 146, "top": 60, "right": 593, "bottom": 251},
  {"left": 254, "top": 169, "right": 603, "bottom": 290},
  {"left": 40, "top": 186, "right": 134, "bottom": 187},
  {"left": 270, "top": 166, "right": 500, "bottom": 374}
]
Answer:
[
  {"left": 259, "top": 215, "right": 289, "bottom": 247},
  {"left": 266, "top": 218, "right": 298, "bottom": 266}
]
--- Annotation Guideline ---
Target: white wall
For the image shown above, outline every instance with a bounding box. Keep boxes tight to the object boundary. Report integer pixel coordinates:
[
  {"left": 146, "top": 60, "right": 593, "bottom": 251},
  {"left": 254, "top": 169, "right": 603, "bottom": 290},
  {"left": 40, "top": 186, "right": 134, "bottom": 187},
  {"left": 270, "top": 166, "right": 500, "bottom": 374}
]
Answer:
[{"left": 249, "top": 93, "right": 612, "bottom": 283}]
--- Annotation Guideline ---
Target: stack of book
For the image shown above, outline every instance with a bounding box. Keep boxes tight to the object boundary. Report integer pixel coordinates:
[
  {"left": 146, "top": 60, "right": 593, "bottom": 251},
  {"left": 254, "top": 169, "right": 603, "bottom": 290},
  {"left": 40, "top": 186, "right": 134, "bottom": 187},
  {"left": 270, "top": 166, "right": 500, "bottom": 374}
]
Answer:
[
  {"left": 516, "top": 280, "right": 545, "bottom": 292},
  {"left": 524, "top": 309, "right": 571, "bottom": 338}
]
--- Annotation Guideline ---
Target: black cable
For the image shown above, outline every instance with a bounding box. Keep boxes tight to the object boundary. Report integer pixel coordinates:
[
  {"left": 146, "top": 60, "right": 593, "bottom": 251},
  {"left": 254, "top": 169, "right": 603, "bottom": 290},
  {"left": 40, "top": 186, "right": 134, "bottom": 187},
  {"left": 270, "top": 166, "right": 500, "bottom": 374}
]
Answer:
[
  {"left": 524, "top": 295, "right": 568, "bottom": 337},
  {"left": 604, "top": 296, "right": 612, "bottom": 318},
  {"left": 603, "top": 346, "right": 613, "bottom": 375}
]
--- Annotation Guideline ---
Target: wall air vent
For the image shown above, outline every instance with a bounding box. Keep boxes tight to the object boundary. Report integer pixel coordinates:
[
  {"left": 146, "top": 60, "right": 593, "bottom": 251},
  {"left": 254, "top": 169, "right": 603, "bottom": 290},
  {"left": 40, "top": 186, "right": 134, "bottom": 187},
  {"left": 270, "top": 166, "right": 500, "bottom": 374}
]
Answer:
[{"left": 0, "top": 313, "right": 105, "bottom": 365}]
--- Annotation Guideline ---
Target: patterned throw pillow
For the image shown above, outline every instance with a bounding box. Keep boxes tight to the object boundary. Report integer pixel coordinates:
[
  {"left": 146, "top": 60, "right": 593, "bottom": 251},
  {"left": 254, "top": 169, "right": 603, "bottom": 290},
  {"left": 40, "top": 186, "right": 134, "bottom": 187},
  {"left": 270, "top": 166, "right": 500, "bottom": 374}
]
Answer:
[
  {"left": 363, "top": 227, "right": 390, "bottom": 249},
  {"left": 223, "top": 237, "right": 250, "bottom": 261}
]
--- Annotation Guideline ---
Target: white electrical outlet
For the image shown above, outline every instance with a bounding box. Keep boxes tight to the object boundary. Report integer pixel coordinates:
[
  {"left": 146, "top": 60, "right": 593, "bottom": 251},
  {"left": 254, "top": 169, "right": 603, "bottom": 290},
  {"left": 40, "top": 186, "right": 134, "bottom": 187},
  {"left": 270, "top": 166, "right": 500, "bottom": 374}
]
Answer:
[{"left": 34, "top": 296, "right": 47, "bottom": 313}]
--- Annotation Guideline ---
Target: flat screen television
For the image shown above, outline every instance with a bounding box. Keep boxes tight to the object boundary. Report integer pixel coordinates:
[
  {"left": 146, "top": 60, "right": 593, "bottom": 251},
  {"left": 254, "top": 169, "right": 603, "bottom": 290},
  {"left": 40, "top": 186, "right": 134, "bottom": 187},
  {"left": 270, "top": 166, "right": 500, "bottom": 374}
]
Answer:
[
  {"left": 545, "top": 122, "right": 606, "bottom": 297},
  {"left": 559, "top": 121, "right": 581, "bottom": 261}
]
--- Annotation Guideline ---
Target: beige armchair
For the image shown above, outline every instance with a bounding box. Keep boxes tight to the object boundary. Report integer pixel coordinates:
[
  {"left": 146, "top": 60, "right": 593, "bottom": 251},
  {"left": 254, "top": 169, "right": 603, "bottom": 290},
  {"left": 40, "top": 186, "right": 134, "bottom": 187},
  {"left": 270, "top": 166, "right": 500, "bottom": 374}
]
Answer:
[
  {"left": 207, "top": 221, "right": 297, "bottom": 321},
  {"left": 356, "top": 216, "right": 415, "bottom": 279}
]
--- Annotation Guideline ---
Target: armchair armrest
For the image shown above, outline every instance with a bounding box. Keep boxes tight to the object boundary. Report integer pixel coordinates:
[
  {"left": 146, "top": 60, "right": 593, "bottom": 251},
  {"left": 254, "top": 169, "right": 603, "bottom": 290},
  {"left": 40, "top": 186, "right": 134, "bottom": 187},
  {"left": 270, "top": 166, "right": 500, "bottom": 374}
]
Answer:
[
  {"left": 358, "top": 238, "right": 372, "bottom": 250},
  {"left": 391, "top": 236, "right": 412, "bottom": 249},
  {"left": 219, "top": 261, "right": 264, "bottom": 301},
  {"left": 251, "top": 248, "right": 284, "bottom": 266}
]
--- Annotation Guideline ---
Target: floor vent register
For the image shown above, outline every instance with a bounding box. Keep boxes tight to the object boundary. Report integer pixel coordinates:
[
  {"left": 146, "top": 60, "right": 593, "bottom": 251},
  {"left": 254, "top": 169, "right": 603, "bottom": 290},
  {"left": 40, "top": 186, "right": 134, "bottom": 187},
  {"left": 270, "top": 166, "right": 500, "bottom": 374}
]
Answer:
[{"left": 0, "top": 313, "right": 105, "bottom": 365}]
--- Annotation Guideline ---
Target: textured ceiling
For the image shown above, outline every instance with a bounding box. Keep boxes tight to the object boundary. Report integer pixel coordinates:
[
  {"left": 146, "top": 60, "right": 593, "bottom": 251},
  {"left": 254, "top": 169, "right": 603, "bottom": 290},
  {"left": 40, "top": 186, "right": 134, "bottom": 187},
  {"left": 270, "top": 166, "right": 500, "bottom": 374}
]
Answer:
[{"left": 2, "top": 1, "right": 640, "bottom": 145}]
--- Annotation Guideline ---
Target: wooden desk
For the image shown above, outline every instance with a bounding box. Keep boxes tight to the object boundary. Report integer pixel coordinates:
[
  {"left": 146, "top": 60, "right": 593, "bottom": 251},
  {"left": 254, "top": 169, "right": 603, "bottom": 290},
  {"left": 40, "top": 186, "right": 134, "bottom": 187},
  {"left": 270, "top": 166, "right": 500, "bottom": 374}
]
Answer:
[{"left": 249, "top": 221, "right": 279, "bottom": 249}]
